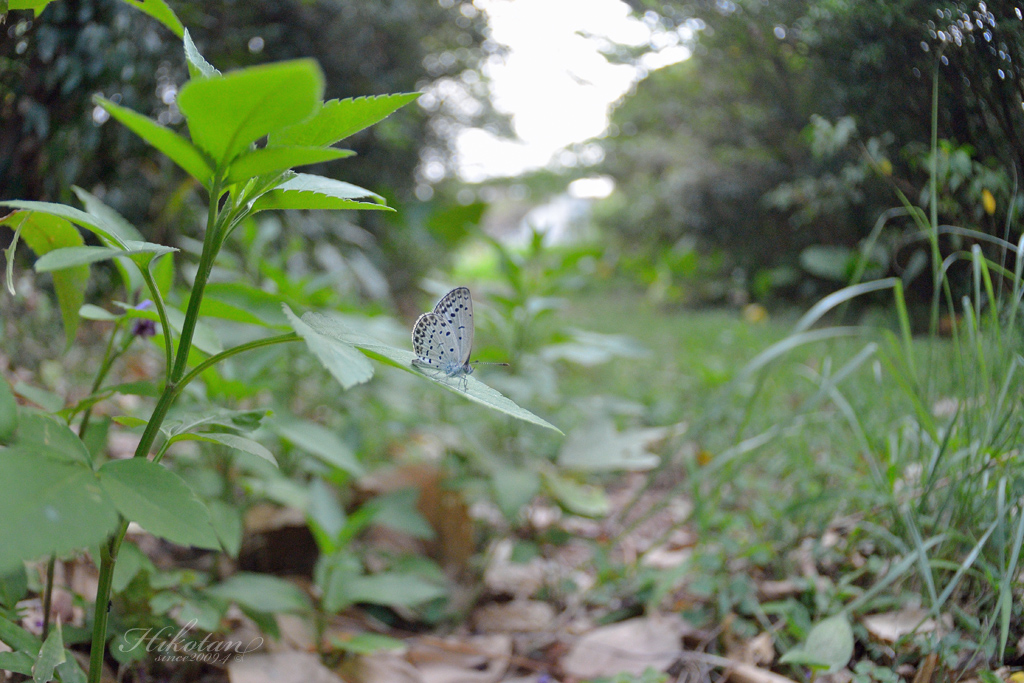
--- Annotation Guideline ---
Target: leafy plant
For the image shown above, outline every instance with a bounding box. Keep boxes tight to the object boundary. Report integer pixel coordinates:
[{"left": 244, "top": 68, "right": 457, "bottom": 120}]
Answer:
[{"left": 0, "top": 16, "right": 556, "bottom": 683}]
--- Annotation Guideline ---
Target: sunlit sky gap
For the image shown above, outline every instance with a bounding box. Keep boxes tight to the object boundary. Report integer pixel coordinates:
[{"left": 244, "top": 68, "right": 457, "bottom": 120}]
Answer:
[{"left": 454, "top": 0, "right": 692, "bottom": 182}]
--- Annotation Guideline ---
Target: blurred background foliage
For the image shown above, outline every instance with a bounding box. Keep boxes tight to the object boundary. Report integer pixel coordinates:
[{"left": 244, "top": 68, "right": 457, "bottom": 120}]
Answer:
[
  {"left": 601, "top": 0, "right": 1024, "bottom": 304},
  {"left": 0, "top": 0, "right": 501, "bottom": 304}
]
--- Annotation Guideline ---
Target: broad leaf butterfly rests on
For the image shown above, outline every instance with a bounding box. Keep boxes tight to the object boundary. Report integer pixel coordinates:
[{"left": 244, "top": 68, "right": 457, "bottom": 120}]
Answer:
[{"left": 411, "top": 287, "right": 507, "bottom": 387}]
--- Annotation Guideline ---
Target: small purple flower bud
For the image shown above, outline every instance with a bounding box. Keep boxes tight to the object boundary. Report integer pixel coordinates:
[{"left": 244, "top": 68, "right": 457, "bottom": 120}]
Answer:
[
  {"left": 132, "top": 300, "right": 157, "bottom": 338},
  {"left": 132, "top": 318, "right": 157, "bottom": 338}
]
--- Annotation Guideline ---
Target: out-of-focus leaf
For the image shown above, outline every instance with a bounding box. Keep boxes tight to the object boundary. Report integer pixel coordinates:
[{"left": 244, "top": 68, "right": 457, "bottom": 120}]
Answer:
[
  {"left": 0, "top": 375, "right": 17, "bottom": 444},
  {"left": 272, "top": 418, "right": 364, "bottom": 477},
  {"left": 0, "top": 210, "right": 88, "bottom": 348},
  {"left": 557, "top": 421, "right": 664, "bottom": 472},
  {"left": 207, "top": 573, "right": 311, "bottom": 613}
]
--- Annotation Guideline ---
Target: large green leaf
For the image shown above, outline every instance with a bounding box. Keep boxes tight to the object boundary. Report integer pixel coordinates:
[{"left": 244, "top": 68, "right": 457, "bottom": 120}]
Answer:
[
  {"left": 226, "top": 146, "right": 354, "bottom": 184},
  {"left": 207, "top": 572, "right": 311, "bottom": 613},
  {"left": 299, "top": 311, "right": 561, "bottom": 433},
  {"left": 252, "top": 172, "right": 391, "bottom": 213},
  {"left": 98, "top": 459, "right": 220, "bottom": 550},
  {"left": 9, "top": 0, "right": 55, "bottom": 15},
  {"left": 13, "top": 410, "right": 91, "bottom": 465},
  {"left": 780, "top": 613, "right": 854, "bottom": 672},
  {"left": 177, "top": 60, "right": 324, "bottom": 166},
  {"left": 0, "top": 447, "right": 118, "bottom": 571},
  {"left": 269, "top": 93, "right": 420, "bottom": 148},
  {"left": 0, "top": 375, "right": 16, "bottom": 444},
  {"left": 272, "top": 418, "right": 364, "bottom": 477},
  {"left": 93, "top": 98, "right": 214, "bottom": 186},
  {"left": 0, "top": 210, "right": 88, "bottom": 348},
  {"left": 284, "top": 304, "right": 373, "bottom": 390}
]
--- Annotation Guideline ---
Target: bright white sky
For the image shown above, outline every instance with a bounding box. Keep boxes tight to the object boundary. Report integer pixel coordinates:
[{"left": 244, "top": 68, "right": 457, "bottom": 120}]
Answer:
[{"left": 457, "top": 0, "right": 691, "bottom": 182}]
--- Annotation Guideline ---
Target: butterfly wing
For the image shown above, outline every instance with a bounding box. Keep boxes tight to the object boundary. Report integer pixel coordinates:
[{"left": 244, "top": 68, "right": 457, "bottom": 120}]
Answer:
[
  {"left": 412, "top": 312, "right": 465, "bottom": 375},
  {"left": 432, "top": 287, "right": 474, "bottom": 366}
]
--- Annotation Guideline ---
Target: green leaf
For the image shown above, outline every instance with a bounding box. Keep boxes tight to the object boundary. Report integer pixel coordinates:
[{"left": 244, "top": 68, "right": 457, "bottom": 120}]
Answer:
[
  {"left": 0, "top": 201, "right": 121, "bottom": 245},
  {"left": 330, "top": 632, "right": 406, "bottom": 655},
  {"left": 207, "top": 572, "right": 311, "bottom": 613},
  {"left": 542, "top": 469, "right": 610, "bottom": 517},
  {"left": 98, "top": 459, "right": 220, "bottom": 550},
  {"left": 284, "top": 304, "right": 373, "bottom": 390},
  {"left": 204, "top": 282, "right": 289, "bottom": 326},
  {"left": 118, "top": 0, "right": 183, "bottom": 36},
  {"left": 183, "top": 29, "right": 220, "bottom": 79},
  {"left": 272, "top": 418, "right": 364, "bottom": 477},
  {"left": 70, "top": 187, "right": 144, "bottom": 242},
  {"left": 0, "top": 613, "right": 41, "bottom": 653},
  {"left": 93, "top": 98, "right": 214, "bottom": 187},
  {"left": 297, "top": 312, "right": 561, "bottom": 432},
  {"left": 780, "top": 613, "right": 854, "bottom": 672},
  {"left": 177, "top": 59, "right": 324, "bottom": 166},
  {"left": 13, "top": 410, "right": 91, "bottom": 464},
  {"left": 12, "top": 384, "right": 63, "bottom": 413},
  {"left": 269, "top": 93, "right": 420, "bottom": 148},
  {"left": 162, "top": 407, "right": 271, "bottom": 437},
  {"left": 0, "top": 651, "right": 34, "bottom": 676},
  {"left": 206, "top": 500, "right": 243, "bottom": 558},
  {"left": 0, "top": 447, "right": 118, "bottom": 572},
  {"left": 9, "top": 0, "right": 54, "bottom": 15},
  {"left": 226, "top": 146, "right": 354, "bottom": 184},
  {"left": 369, "top": 489, "right": 434, "bottom": 540},
  {"left": 307, "top": 479, "right": 346, "bottom": 554},
  {"left": 0, "top": 211, "right": 88, "bottom": 348},
  {"left": 0, "top": 565, "right": 27, "bottom": 608},
  {"left": 111, "top": 541, "right": 152, "bottom": 593},
  {"left": 0, "top": 375, "right": 17, "bottom": 444},
  {"left": 172, "top": 432, "right": 277, "bottom": 466},
  {"left": 79, "top": 304, "right": 121, "bottom": 321},
  {"left": 34, "top": 242, "right": 176, "bottom": 272},
  {"left": 557, "top": 421, "right": 662, "bottom": 472},
  {"left": 340, "top": 572, "right": 446, "bottom": 609},
  {"left": 198, "top": 297, "right": 272, "bottom": 326},
  {"left": 491, "top": 468, "right": 540, "bottom": 518},
  {"left": 33, "top": 620, "right": 65, "bottom": 683},
  {"left": 252, "top": 172, "right": 391, "bottom": 213}
]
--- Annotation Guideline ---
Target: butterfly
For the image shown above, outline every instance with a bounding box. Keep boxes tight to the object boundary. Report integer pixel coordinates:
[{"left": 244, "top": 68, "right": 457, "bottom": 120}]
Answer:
[{"left": 412, "top": 287, "right": 506, "bottom": 384}]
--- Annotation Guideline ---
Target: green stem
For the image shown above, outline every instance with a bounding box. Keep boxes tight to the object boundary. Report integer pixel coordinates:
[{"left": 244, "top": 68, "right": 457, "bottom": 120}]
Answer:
[
  {"left": 87, "top": 181, "right": 224, "bottom": 683},
  {"left": 88, "top": 522, "right": 128, "bottom": 682},
  {"left": 140, "top": 264, "right": 175, "bottom": 381},
  {"left": 41, "top": 555, "right": 56, "bottom": 640}
]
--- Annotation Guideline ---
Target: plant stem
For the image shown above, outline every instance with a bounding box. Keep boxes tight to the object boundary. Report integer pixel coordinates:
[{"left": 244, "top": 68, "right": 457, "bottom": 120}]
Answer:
[
  {"left": 172, "top": 332, "right": 300, "bottom": 397},
  {"left": 41, "top": 555, "right": 56, "bottom": 640},
  {"left": 87, "top": 180, "right": 225, "bottom": 683}
]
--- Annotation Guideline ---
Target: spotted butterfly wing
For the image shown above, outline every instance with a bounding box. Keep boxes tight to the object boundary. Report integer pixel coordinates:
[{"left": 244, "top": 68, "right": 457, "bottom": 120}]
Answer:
[
  {"left": 432, "top": 286, "right": 474, "bottom": 366},
  {"left": 411, "top": 312, "right": 468, "bottom": 377}
]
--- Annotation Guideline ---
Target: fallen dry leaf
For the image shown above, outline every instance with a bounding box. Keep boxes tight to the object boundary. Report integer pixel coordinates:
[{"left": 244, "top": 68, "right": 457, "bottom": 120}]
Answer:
[
  {"left": 228, "top": 651, "right": 344, "bottom": 683},
  {"left": 560, "top": 613, "right": 690, "bottom": 679},
  {"left": 343, "top": 652, "right": 423, "bottom": 683},
  {"left": 407, "top": 634, "right": 512, "bottom": 683},
  {"left": 473, "top": 599, "right": 556, "bottom": 633},
  {"left": 862, "top": 607, "right": 951, "bottom": 643}
]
